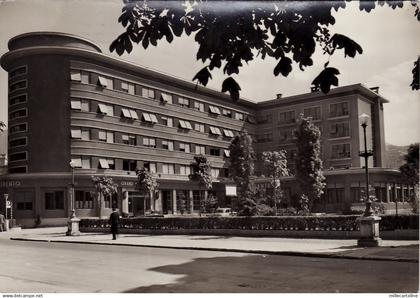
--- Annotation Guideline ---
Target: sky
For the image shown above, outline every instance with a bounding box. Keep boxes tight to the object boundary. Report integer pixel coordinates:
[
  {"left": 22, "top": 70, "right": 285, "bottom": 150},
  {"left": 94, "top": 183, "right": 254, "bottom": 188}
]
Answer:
[{"left": 0, "top": 0, "right": 419, "bottom": 150}]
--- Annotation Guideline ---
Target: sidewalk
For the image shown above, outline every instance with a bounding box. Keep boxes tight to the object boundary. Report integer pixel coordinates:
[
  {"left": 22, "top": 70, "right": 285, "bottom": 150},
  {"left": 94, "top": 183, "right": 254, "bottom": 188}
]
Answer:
[{"left": 3, "top": 227, "right": 419, "bottom": 262}]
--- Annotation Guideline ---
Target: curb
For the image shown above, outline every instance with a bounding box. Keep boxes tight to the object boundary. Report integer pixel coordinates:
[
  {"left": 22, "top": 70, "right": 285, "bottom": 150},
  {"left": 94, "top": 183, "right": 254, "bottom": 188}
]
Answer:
[{"left": 10, "top": 237, "right": 418, "bottom": 263}]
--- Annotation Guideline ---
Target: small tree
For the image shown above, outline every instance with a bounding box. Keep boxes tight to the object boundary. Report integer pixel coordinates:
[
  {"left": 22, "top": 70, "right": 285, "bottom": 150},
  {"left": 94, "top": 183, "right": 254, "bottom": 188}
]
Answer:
[
  {"left": 203, "top": 193, "right": 218, "bottom": 213},
  {"left": 409, "top": 184, "right": 419, "bottom": 214},
  {"left": 135, "top": 167, "right": 159, "bottom": 213},
  {"left": 229, "top": 130, "right": 257, "bottom": 215},
  {"left": 91, "top": 176, "right": 118, "bottom": 218},
  {"left": 399, "top": 143, "right": 419, "bottom": 185},
  {"left": 262, "top": 151, "right": 289, "bottom": 215},
  {"left": 189, "top": 155, "right": 213, "bottom": 215},
  {"left": 294, "top": 115, "right": 326, "bottom": 213}
]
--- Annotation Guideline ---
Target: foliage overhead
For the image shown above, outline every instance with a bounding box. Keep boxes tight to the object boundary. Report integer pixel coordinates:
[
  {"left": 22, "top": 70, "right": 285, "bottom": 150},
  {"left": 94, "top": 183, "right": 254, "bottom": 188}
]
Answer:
[
  {"left": 294, "top": 115, "right": 326, "bottom": 212},
  {"left": 189, "top": 154, "right": 213, "bottom": 190},
  {"left": 0, "top": 121, "right": 5, "bottom": 133},
  {"left": 399, "top": 143, "right": 419, "bottom": 185},
  {"left": 91, "top": 176, "right": 118, "bottom": 198},
  {"left": 135, "top": 167, "right": 159, "bottom": 195},
  {"left": 111, "top": 1, "right": 419, "bottom": 101}
]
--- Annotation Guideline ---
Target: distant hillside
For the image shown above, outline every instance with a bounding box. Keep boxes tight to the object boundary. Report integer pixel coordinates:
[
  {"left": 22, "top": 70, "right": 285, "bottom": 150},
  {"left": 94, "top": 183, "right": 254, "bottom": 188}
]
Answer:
[{"left": 384, "top": 143, "right": 409, "bottom": 169}]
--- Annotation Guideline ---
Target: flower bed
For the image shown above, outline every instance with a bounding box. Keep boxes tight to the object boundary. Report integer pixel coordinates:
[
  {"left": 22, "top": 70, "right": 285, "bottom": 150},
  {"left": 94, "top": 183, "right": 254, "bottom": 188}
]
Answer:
[{"left": 79, "top": 214, "right": 418, "bottom": 231}]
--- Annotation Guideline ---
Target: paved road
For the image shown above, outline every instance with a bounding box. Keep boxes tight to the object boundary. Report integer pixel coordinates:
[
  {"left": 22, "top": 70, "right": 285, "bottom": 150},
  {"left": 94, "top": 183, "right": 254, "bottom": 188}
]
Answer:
[{"left": 0, "top": 238, "right": 418, "bottom": 293}]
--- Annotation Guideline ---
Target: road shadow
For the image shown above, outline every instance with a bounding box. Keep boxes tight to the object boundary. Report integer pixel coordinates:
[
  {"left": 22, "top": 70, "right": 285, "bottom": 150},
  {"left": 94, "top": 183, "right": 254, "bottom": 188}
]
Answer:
[{"left": 123, "top": 253, "right": 419, "bottom": 293}]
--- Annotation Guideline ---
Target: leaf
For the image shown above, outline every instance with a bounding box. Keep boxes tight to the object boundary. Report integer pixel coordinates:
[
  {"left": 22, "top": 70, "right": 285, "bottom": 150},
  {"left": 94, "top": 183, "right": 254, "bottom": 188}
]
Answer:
[
  {"left": 311, "top": 67, "right": 340, "bottom": 94},
  {"left": 330, "top": 34, "right": 363, "bottom": 58},
  {"left": 359, "top": 1, "right": 376, "bottom": 12},
  {"left": 273, "top": 56, "right": 292, "bottom": 77},
  {"left": 272, "top": 31, "right": 286, "bottom": 48},
  {"left": 221, "top": 77, "right": 241, "bottom": 101},
  {"left": 109, "top": 32, "right": 132, "bottom": 55},
  {"left": 192, "top": 67, "right": 212, "bottom": 86}
]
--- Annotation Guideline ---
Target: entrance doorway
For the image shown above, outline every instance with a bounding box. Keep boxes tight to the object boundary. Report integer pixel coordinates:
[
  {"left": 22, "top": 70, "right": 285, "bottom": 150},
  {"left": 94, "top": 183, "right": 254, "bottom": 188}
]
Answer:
[
  {"left": 127, "top": 191, "right": 145, "bottom": 216},
  {"left": 161, "top": 190, "right": 172, "bottom": 214}
]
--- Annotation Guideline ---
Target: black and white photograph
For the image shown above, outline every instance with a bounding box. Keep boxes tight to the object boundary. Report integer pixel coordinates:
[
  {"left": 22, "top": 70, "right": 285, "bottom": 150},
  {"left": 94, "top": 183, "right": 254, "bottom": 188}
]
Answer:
[{"left": 0, "top": 0, "right": 419, "bottom": 295}]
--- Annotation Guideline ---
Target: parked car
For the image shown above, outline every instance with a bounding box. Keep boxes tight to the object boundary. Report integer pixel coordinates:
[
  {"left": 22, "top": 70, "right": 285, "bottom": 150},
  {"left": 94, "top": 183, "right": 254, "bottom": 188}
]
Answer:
[{"left": 214, "top": 208, "right": 237, "bottom": 217}]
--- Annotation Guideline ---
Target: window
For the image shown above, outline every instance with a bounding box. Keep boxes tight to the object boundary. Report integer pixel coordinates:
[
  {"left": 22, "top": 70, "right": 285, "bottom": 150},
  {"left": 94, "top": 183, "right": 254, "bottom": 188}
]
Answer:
[
  {"left": 98, "top": 158, "right": 109, "bottom": 169},
  {"left": 10, "top": 66, "right": 27, "bottom": 79},
  {"left": 81, "top": 129, "right": 90, "bottom": 141},
  {"left": 257, "top": 114, "right": 272, "bottom": 124},
  {"left": 161, "top": 116, "right": 173, "bottom": 127},
  {"left": 121, "top": 108, "right": 138, "bottom": 120},
  {"left": 70, "top": 70, "right": 81, "bottom": 81},
  {"left": 9, "top": 137, "right": 27, "bottom": 148},
  {"left": 235, "top": 112, "right": 244, "bottom": 121},
  {"left": 10, "top": 94, "right": 27, "bottom": 106},
  {"left": 330, "top": 122, "right": 350, "bottom": 138},
  {"left": 224, "top": 149, "right": 230, "bottom": 158},
  {"left": 195, "top": 145, "right": 206, "bottom": 155},
  {"left": 160, "top": 92, "right": 172, "bottom": 103},
  {"left": 247, "top": 115, "right": 257, "bottom": 124},
  {"left": 178, "top": 97, "right": 189, "bottom": 107},
  {"left": 15, "top": 191, "right": 34, "bottom": 210},
  {"left": 179, "top": 119, "right": 192, "bottom": 130},
  {"left": 209, "top": 126, "right": 222, "bottom": 135},
  {"left": 71, "top": 128, "right": 82, "bottom": 139},
  {"left": 180, "top": 165, "right": 191, "bottom": 176},
  {"left": 179, "top": 143, "right": 190, "bottom": 153},
  {"left": 121, "top": 81, "right": 134, "bottom": 93},
  {"left": 144, "top": 162, "right": 157, "bottom": 173},
  {"left": 162, "top": 163, "right": 175, "bottom": 175},
  {"left": 71, "top": 99, "right": 82, "bottom": 110},
  {"left": 9, "top": 123, "right": 27, "bottom": 134},
  {"left": 142, "top": 87, "right": 155, "bottom": 99},
  {"left": 9, "top": 108, "right": 27, "bottom": 120},
  {"left": 194, "top": 101, "right": 205, "bottom": 112},
  {"left": 329, "top": 102, "right": 349, "bottom": 118},
  {"left": 194, "top": 123, "right": 205, "bottom": 133},
  {"left": 162, "top": 140, "right": 174, "bottom": 151},
  {"left": 106, "top": 132, "right": 114, "bottom": 143},
  {"left": 75, "top": 191, "right": 93, "bottom": 209},
  {"left": 257, "top": 133, "right": 272, "bottom": 143},
  {"left": 82, "top": 157, "right": 91, "bottom": 169},
  {"left": 279, "top": 110, "right": 295, "bottom": 124},
  {"left": 97, "top": 103, "right": 114, "bottom": 116},
  {"left": 123, "top": 159, "right": 137, "bottom": 171},
  {"left": 70, "top": 157, "right": 82, "bottom": 168},
  {"left": 45, "top": 191, "right": 64, "bottom": 210},
  {"left": 9, "top": 152, "right": 27, "bottom": 162},
  {"left": 210, "top": 148, "right": 220, "bottom": 156},
  {"left": 279, "top": 130, "right": 294, "bottom": 142},
  {"left": 209, "top": 105, "right": 221, "bottom": 115},
  {"left": 122, "top": 134, "right": 137, "bottom": 146},
  {"left": 223, "top": 129, "right": 234, "bottom": 138},
  {"left": 98, "top": 130, "right": 106, "bottom": 142},
  {"left": 97, "top": 76, "right": 113, "bottom": 89},
  {"left": 143, "top": 137, "right": 156, "bottom": 148},
  {"left": 142, "top": 112, "right": 158, "bottom": 123},
  {"left": 9, "top": 80, "right": 27, "bottom": 92},
  {"left": 222, "top": 109, "right": 232, "bottom": 118},
  {"left": 81, "top": 71, "right": 89, "bottom": 84},
  {"left": 304, "top": 106, "right": 321, "bottom": 120},
  {"left": 9, "top": 166, "right": 27, "bottom": 174},
  {"left": 211, "top": 168, "right": 220, "bottom": 178},
  {"left": 331, "top": 143, "right": 351, "bottom": 159}
]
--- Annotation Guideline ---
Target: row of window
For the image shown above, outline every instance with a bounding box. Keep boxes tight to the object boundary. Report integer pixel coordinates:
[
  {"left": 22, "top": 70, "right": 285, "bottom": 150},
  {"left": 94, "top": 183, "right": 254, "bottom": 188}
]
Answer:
[
  {"left": 70, "top": 127, "right": 231, "bottom": 157},
  {"left": 70, "top": 156, "right": 224, "bottom": 178},
  {"left": 71, "top": 98, "right": 238, "bottom": 137},
  {"left": 70, "top": 70, "right": 250, "bottom": 122},
  {"left": 258, "top": 102, "right": 350, "bottom": 125}
]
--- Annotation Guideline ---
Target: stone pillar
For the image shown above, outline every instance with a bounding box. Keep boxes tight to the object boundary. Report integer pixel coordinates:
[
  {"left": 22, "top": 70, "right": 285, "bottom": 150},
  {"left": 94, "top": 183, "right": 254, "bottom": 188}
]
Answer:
[
  {"left": 155, "top": 190, "right": 163, "bottom": 213},
  {"left": 172, "top": 189, "right": 177, "bottom": 215},
  {"left": 401, "top": 184, "right": 405, "bottom": 203},
  {"left": 189, "top": 190, "right": 194, "bottom": 214},
  {"left": 357, "top": 216, "right": 382, "bottom": 247},
  {"left": 394, "top": 183, "right": 398, "bottom": 202},
  {"left": 385, "top": 182, "right": 391, "bottom": 203},
  {"left": 149, "top": 190, "right": 154, "bottom": 211},
  {"left": 121, "top": 190, "right": 129, "bottom": 215}
]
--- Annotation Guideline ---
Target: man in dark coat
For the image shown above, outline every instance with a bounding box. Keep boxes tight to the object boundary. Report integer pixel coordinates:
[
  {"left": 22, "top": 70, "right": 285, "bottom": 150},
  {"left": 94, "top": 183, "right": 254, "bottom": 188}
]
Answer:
[{"left": 109, "top": 208, "right": 120, "bottom": 240}]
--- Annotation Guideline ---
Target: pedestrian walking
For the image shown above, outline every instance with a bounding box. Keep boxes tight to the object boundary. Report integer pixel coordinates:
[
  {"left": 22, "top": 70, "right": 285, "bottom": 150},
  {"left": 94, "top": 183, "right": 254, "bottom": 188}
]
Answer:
[
  {"left": 0, "top": 212, "right": 5, "bottom": 232},
  {"left": 109, "top": 208, "right": 120, "bottom": 240}
]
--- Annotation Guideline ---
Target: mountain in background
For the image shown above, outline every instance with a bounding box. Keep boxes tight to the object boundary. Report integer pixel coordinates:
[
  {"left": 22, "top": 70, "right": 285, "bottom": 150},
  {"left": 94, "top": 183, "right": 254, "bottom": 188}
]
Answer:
[{"left": 384, "top": 143, "right": 410, "bottom": 169}]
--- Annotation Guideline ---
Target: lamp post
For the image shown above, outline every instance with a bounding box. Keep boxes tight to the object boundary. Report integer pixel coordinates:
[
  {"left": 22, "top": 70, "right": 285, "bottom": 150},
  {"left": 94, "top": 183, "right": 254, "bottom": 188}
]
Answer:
[
  {"left": 358, "top": 113, "right": 374, "bottom": 216},
  {"left": 66, "top": 160, "right": 80, "bottom": 236},
  {"left": 357, "top": 113, "right": 381, "bottom": 247}
]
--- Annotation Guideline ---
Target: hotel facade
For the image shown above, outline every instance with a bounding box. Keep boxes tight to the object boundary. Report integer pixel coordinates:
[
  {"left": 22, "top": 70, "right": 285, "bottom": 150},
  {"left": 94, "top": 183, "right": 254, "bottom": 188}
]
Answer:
[{"left": 0, "top": 32, "right": 413, "bottom": 227}]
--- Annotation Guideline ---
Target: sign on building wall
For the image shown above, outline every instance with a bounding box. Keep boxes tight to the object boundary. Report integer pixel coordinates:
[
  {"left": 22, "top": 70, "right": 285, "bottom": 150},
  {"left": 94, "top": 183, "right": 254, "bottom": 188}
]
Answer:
[{"left": 225, "top": 185, "right": 237, "bottom": 197}]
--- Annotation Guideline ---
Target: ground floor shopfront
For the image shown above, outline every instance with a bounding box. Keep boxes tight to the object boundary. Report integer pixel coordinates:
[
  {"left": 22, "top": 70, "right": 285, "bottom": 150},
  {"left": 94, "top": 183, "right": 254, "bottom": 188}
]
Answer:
[{"left": 0, "top": 168, "right": 415, "bottom": 228}]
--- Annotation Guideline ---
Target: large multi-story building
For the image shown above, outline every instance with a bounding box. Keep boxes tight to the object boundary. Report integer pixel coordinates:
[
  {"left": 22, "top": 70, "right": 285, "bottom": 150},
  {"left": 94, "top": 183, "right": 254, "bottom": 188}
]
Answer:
[{"left": 0, "top": 32, "right": 413, "bottom": 227}]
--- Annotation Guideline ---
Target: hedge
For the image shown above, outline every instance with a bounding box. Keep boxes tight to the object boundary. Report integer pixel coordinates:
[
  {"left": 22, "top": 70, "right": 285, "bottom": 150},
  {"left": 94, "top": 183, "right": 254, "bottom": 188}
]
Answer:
[{"left": 80, "top": 214, "right": 418, "bottom": 232}]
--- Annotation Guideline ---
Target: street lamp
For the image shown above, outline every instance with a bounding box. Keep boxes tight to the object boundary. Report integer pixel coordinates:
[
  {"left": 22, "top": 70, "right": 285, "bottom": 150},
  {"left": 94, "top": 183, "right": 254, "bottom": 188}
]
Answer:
[
  {"left": 66, "top": 160, "right": 80, "bottom": 236},
  {"left": 358, "top": 113, "right": 374, "bottom": 216}
]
